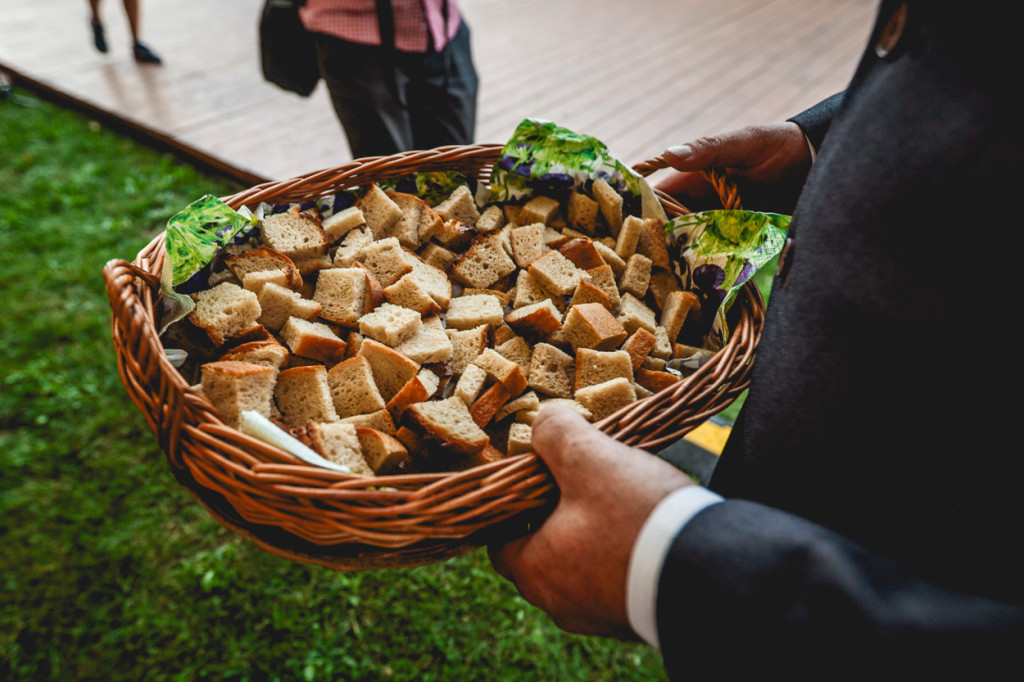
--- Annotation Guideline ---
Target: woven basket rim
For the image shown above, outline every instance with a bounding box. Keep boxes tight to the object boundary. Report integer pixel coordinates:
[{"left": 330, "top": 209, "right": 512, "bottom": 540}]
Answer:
[{"left": 104, "top": 143, "right": 764, "bottom": 569}]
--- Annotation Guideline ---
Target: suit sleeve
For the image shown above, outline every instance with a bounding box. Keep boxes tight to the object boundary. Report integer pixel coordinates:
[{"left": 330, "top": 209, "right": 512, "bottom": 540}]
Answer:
[
  {"left": 788, "top": 92, "right": 844, "bottom": 153},
  {"left": 655, "top": 499, "right": 1024, "bottom": 678}
]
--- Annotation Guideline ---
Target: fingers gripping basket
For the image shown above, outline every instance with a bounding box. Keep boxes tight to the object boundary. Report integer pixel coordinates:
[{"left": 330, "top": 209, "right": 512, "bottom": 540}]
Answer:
[{"left": 102, "top": 145, "right": 765, "bottom": 570}]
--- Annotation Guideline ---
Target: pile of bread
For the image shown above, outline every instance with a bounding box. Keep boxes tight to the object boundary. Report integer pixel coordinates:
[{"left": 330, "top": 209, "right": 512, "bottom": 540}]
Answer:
[{"left": 177, "top": 178, "right": 701, "bottom": 476}]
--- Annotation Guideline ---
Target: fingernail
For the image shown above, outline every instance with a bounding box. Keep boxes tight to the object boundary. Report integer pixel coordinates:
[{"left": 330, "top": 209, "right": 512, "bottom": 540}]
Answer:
[{"left": 665, "top": 144, "right": 693, "bottom": 160}]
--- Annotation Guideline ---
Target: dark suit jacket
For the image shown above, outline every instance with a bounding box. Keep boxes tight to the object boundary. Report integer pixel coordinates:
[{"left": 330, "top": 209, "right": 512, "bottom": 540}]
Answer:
[{"left": 656, "top": 3, "right": 1024, "bottom": 676}]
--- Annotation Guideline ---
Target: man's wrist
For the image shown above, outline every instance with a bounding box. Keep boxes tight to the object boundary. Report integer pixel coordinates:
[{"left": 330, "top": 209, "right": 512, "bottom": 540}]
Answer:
[{"left": 626, "top": 485, "right": 724, "bottom": 650}]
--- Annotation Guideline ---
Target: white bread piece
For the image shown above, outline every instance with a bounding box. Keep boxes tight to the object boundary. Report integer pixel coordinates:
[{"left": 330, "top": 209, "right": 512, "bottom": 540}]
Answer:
[
  {"left": 574, "top": 377, "right": 636, "bottom": 421},
  {"left": 573, "top": 348, "right": 634, "bottom": 392},
  {"left": 509, "top": 223, "right": 549, "bottom": 269},
  {"left": 636, "top": 217, "right": 671, "bottom": 269},
  {"left": 592, "top": 178, "right": 623, "bottom": 237},
  {"left": 660, "top": 290, "right": 699, "bottom": 341},
  {"left": 563, "top": 302, "right": 629, "bottom": 351},
  {"left": 494, "top": 335, "right": 533, "bottom": 374},
  {"left": 241, "top": 268, "right": 292, "bottom": 295},
  {"left": 386, "top": 367, "right": 441, "bottom": 419},
  {"left": 495, "top": 390, "right": 540, "bottom": 423},
  {"left": 355, "top": 426, "right": 409, "bottom": 474},
  {"left": 506, "top": 421, "right": 534, "bottom": 455},
  {"left": 226, "top": 246, "right": 302, "bottom": 290},
  {"left": 314, "top": 266, "right": 375, "bottom": 327},
  {"left": 558, "top": 238, "right": 606, "bottom": 271},
  {"left": 419, "top": 243, "right": 457, "bottom": 272},
  {"left": 641, "top": 355, "right": 668, "bottom": 371},
  {"left": 394, "top": 316, "right": 453, "bottom": 364},
  {"left": 322, "top": 206, "right": 366, "bottom": 243},
  {"left": 357, "top": 337, "right": 420, "bottom": 403},
  {"left": 274, "top": 365, "right": 339, "bottom": 428},
  {"left": 189, "top": 282, "right": 262, "bottom": 346},
  {"left": 257, "top": 281, "right": 322, "bottom": 330},
  {"left": 453, "top": 363, "right": 488, "bottom": 406},
  {"left": 504, "top": 299, "right": 562, "bottom": 337},
  {"left": 326, "top": 355, "right": 387, "bottom": 418},
  {"left": 358, "top": 302, "right": 422, "bottom": 347},
  {"left": 527, "top": 249, "right": 590, "bottom": 296},
  {"left": 592, "top": 240, "right": 627, "bottom": 277},
  {"left": 651, "top": 325, "right": 674, "bottom": 359},
  {"left": 473, "top": 348, "right": 528, "bottom": 396},
  {"left": 356, "top": 184, "right": 403, "bottom": 239},
  {"left": 383, "top": 273, "right": 442, "bottom": 316},
  {"left": 450, "top": 232, "right": 517, "bottom": 289},
  {"left": 360, "top": 237, "right": 414, "bottom": 288},
  {"left": 512, "top": 269, "right": 560, "bottom": 310},
  {"left": 433, "top": 218, "right": 475, "bottom": 250},
  {"left": 381, "top": 191, "right": 428, "bottom": 248},
  {"left": 401, "top": 252, "right": 452, "bottom": 308},
  {"left": 518, "top": 195, "right": 561, "bottom": 225},
  {"left": 332, "top": 227, "right": 374, "bottom": 267},
  {"left": 201, "top": 360, "right": 276, "bottom": 429},
  {"left": 219, "top": 339, "right": 290, "bottom": 372},
  {"left": 469, "top": 381, "right": 512, "bottom": 428},
  {"left": 433, "top": 185, "right": 481, "bottom": 225},
  {"left": 446, "top": 293, "right": 505, "bottom": 330},
  {"left": 568, "top": 278, "right": 613, "bottom": 312},
  {"left": 619, "top": 253, "right": 653, "bottom": 298},
  {"left": 340, "top": 409, "right": 397, "bottom": 435},
  {"left": 635, "top": 367, "right": 683, "bottom": 394},
  {"left": 404, "top": 396, "right": 490, "bottom": 457},
  {"left": 617, "top": 293, "right": 658, "bottom": 335},
  {"left": 280, "top": 316, "right": 348, "bottom": 364},
  {"left": 291, "top": 253, "right": 333, "bottom": 277},
  {"left": 614, "top": 215, "right": 645, "bottom": 259},
  {"left": 648, "top": 269, "right": 684, "bottom": 312},
  {"left": 620, "top": 327, "right": 658, "bottom": 370},
  {"left": 567, "top": 191, "right": 599, "bottom": 234},
  {"left": 305, "top": 421, "right": 374, "bottom": 475},
  {"left": 475, "top": 204, "right": 506, "bottom": 232},
  {"left": 462, "top": 287, "right": 511, "bottom": 307},
  {"left": 586, "top": 264, "right": 622, "bottom": 312},
  {"left": 527, "top": 342, "right": 575, "bottom": 399},
  {"left": 261, "top": 207, "right": 328, "bottom": 261},
  {"left": 445, "top": 324, "right": 490, "bottom": 375}
]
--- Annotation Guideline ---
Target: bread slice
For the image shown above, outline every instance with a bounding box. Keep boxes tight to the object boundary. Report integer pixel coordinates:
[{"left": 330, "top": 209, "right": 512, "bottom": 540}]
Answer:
[
  {"left": 326, "top": 355, "right": 387, "bottom": 418},
  {"left": 512, "top": 269, "right": 560, "bottom": 310},
  {"left": 509, "top": 223, "right": 549, "bottom": 269},
  {"left": 592, "top": 178, "right": 623, "bottom": 237},
  {"left": 386, "top": 367, "right": 441, "bottom": 419},
  {"left": 305, "top": 421, "right": 374, "bottom": 475},
  {"left": 394, "top": 316, "right": 453, "bottom": 364},
  {"left": 261, "top": 207, "right": 328, "bottom": 261},
  {"left": 356, "top": 184, "right": 403, "bottom": 239},
  {"left": 355, "top": 427, "right": 409, "bottom": 474},
  {"left": 340, "top": 409, "right": 397, "bottom": 435},
  {"left": 527, "top": 249, "right": 590, "bottom": 296},
  {"left": 450, "top": 233, "right": 517, "bottom": 289},
  {"left": 635, "top": 367, "right": 683, "bottom": 393},
  {"left": 226, "top": 246, "right": 302, "bottom": 290},
  {"left": 419, "top": 243, "right": 457, "bottom": 272},
  {"left": 573, "top": 348, "right": 634, "bottom": 392},
  {"left": 614, "top": 215, "right": 645, "bottom": 259},
  {"left": 636, "top": 217, "right": 671, "bottom": 269},
  {"left": 280, "top": 316, "right": 347, "bottom": 364},
  {"left": 401, "top": 253, "right": 453, "bottom": 308},
  {"left": 433, "top": 185, "right": 481, "bottom": 225},
  {"left": 616, "top": 293, "right": 658, "bottom": 335},
  {"left": 648, "top": 269, "right": 684, "bottom": 312},
  {"left": 200, "top": 360, "right": 276, "bottom": 429},
  {"left": 381, "top": 191, "right": 428, "bottom": 248},
  {"left": 527, "top": 342, "right": 575, "bottom": 399},
  {"left": 322, "top": 206, "right": 366, "bottom": 243},
  {"left": 189, "top": 282, "right": 262, "bottom": 346},
  {"left": 357, "top": 337, "right": 420, "bottom": 403},
  {"left": 619, "top": 253, "right": 653, "bottom": 298},
  {"left": 567, "top": 191, "right": 599, "bottom": 234},
  {"left": 472, "top": 348, "right": 528, "bottom": 396},
  {"left": 574, "top": 377, "right": 636, "bottom": 421},
  {"left": 453, "top": 363, "right": 488, "bottom": 406},
  {"left": 494, "top": 335, "right": 533, "bottom": 374},
  {"left": 592, "top": 240, "right": 627, "bottom": 277},
  {"left": 383, "top": 273, "right": 442, "bottom": 316},
  {"left": 558, "top": 238, "right": 605, "bottom": 271},
  {"left": 518, "top": 195, "right": 561, "bottom": 225},
  {"left": 404, "top": 396, "right": 490, "bottom": 457},
  {"left": 256, "top": 281, "right": 322, "bottom": 330},
  {"left": 274, "top": 365, "right": 340, "bottom": 428},
  {"left": 475, "top": 204, "right": 506, "bottom": 233},
  {"left": 360, "top": 237, "right": 414, "bottom": 288},
  {"left": 506, "top": 422, "right": 534, "bottom": 455},
  {"left": 469, "top": 381, "right": 512, "bottom": 428},
  {"left": 219, "top": 339, "right": 290, "bottom": 372},
  {"left": 494, "top": 390, "right": 540, "bottom": 423},
  {"left": 446, "top": 324, "right": 490, "bottom": 375},
  {"left": 446, "top": 293, "right": 505, "bottom": 330},
  {"left": 660, "top": 290, "right": 700, "bottom": 341},
  {"left": 332, "top": 227, "right": 374, "bottom": 267},
  {"left": 563, "top": 302, "right": 628, "bottom": 351},
  {"left": 358, "top": 302, "right": 422, "bottom": 347},
  {"left": 241, "top": 268, "right": 292, "bottom": 295},
  {"left": 314, "top": 266, "right": 377, "bottom": 327},
  {"left": 568, "top": 278, "right": 613, "bottom": 312},
  {"left": 504, "top": 299, "right": 562, "bottom": 337},
  {"left": 620, "top": 327, "right": 658, "bottom": 370}
]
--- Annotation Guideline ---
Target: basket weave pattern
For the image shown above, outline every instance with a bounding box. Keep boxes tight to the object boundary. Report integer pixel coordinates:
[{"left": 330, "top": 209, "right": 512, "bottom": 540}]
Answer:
[{"left": 103, "top": 145, "right": 764, "bottom": 570}]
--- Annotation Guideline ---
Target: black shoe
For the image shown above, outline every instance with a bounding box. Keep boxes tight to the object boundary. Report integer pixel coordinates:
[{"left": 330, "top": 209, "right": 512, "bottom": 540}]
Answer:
[
  {"left": 91, "top": 20, "right": 108, "bottom": 53},
  {"left": 133, "top": 41, "right": 162, "bottom": 64}
]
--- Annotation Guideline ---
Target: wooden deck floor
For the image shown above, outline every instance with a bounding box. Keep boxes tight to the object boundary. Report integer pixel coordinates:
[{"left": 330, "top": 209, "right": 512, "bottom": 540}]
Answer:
[{"left": 1, "top": 0, "right": 876, "bottom": 185}]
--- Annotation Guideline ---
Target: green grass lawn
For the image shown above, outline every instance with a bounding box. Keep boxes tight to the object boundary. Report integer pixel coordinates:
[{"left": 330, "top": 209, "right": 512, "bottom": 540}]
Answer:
[{"left": 0, "top": 88, "right": 668, "bottom": 681}]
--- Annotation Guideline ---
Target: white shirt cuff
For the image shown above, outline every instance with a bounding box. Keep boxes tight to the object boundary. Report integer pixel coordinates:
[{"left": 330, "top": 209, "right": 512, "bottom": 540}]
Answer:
[{"left": 626, "top": 485, "right": 724, "bottom": 650}]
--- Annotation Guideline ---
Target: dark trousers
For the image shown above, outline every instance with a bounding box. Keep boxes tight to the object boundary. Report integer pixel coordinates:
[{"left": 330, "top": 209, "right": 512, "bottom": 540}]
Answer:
[{"left": 313, "top": 22, "right": 478, "bottom": 159}]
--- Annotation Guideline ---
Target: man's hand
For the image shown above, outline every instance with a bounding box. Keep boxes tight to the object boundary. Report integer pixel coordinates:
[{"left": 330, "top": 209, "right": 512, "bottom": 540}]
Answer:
[
  {"left": 488, "top": 405, "right": 694, "bottom": 640},
  {"left": 656, "top": 122, "right": 812, "bottom": 214}
]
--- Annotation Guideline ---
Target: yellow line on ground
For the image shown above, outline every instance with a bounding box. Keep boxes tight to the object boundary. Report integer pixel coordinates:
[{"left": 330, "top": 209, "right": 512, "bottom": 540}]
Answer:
[{"left": 684, "top": 421, "right": 732, "bottom": 456}]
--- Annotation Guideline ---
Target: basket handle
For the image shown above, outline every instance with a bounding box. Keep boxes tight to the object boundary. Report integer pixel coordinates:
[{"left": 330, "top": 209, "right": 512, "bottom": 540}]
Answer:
[{"left": 632, "top": 157, "right": 743, "bottom": 211}]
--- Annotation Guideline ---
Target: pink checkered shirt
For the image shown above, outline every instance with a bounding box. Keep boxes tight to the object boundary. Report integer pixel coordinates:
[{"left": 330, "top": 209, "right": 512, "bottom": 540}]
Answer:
[{"left": 300, "top": 0, "right": 462, "bottom": 53}]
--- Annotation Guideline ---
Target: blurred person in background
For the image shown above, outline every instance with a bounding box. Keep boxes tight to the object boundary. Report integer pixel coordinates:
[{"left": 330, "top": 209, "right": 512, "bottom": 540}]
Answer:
[
  {"left": 88, "top": 0, "right": 162, "bottom": 64},
  {"left": 300, "top": 0, "right": 478, "bottom": 158}
]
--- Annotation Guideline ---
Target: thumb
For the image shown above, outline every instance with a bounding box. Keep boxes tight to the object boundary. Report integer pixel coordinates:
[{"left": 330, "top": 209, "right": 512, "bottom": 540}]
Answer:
[
  {"left": 663, "top": 130, "right": 757, "bottom": 173},
  {"left": 530, "top": 405, "right": 620, "bottom": 487}
]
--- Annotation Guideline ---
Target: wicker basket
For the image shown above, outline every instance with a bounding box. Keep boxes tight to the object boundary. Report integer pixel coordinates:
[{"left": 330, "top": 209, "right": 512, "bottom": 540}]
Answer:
[{"left": 102, "top": 144, "right": 764, "bottom": 570}]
